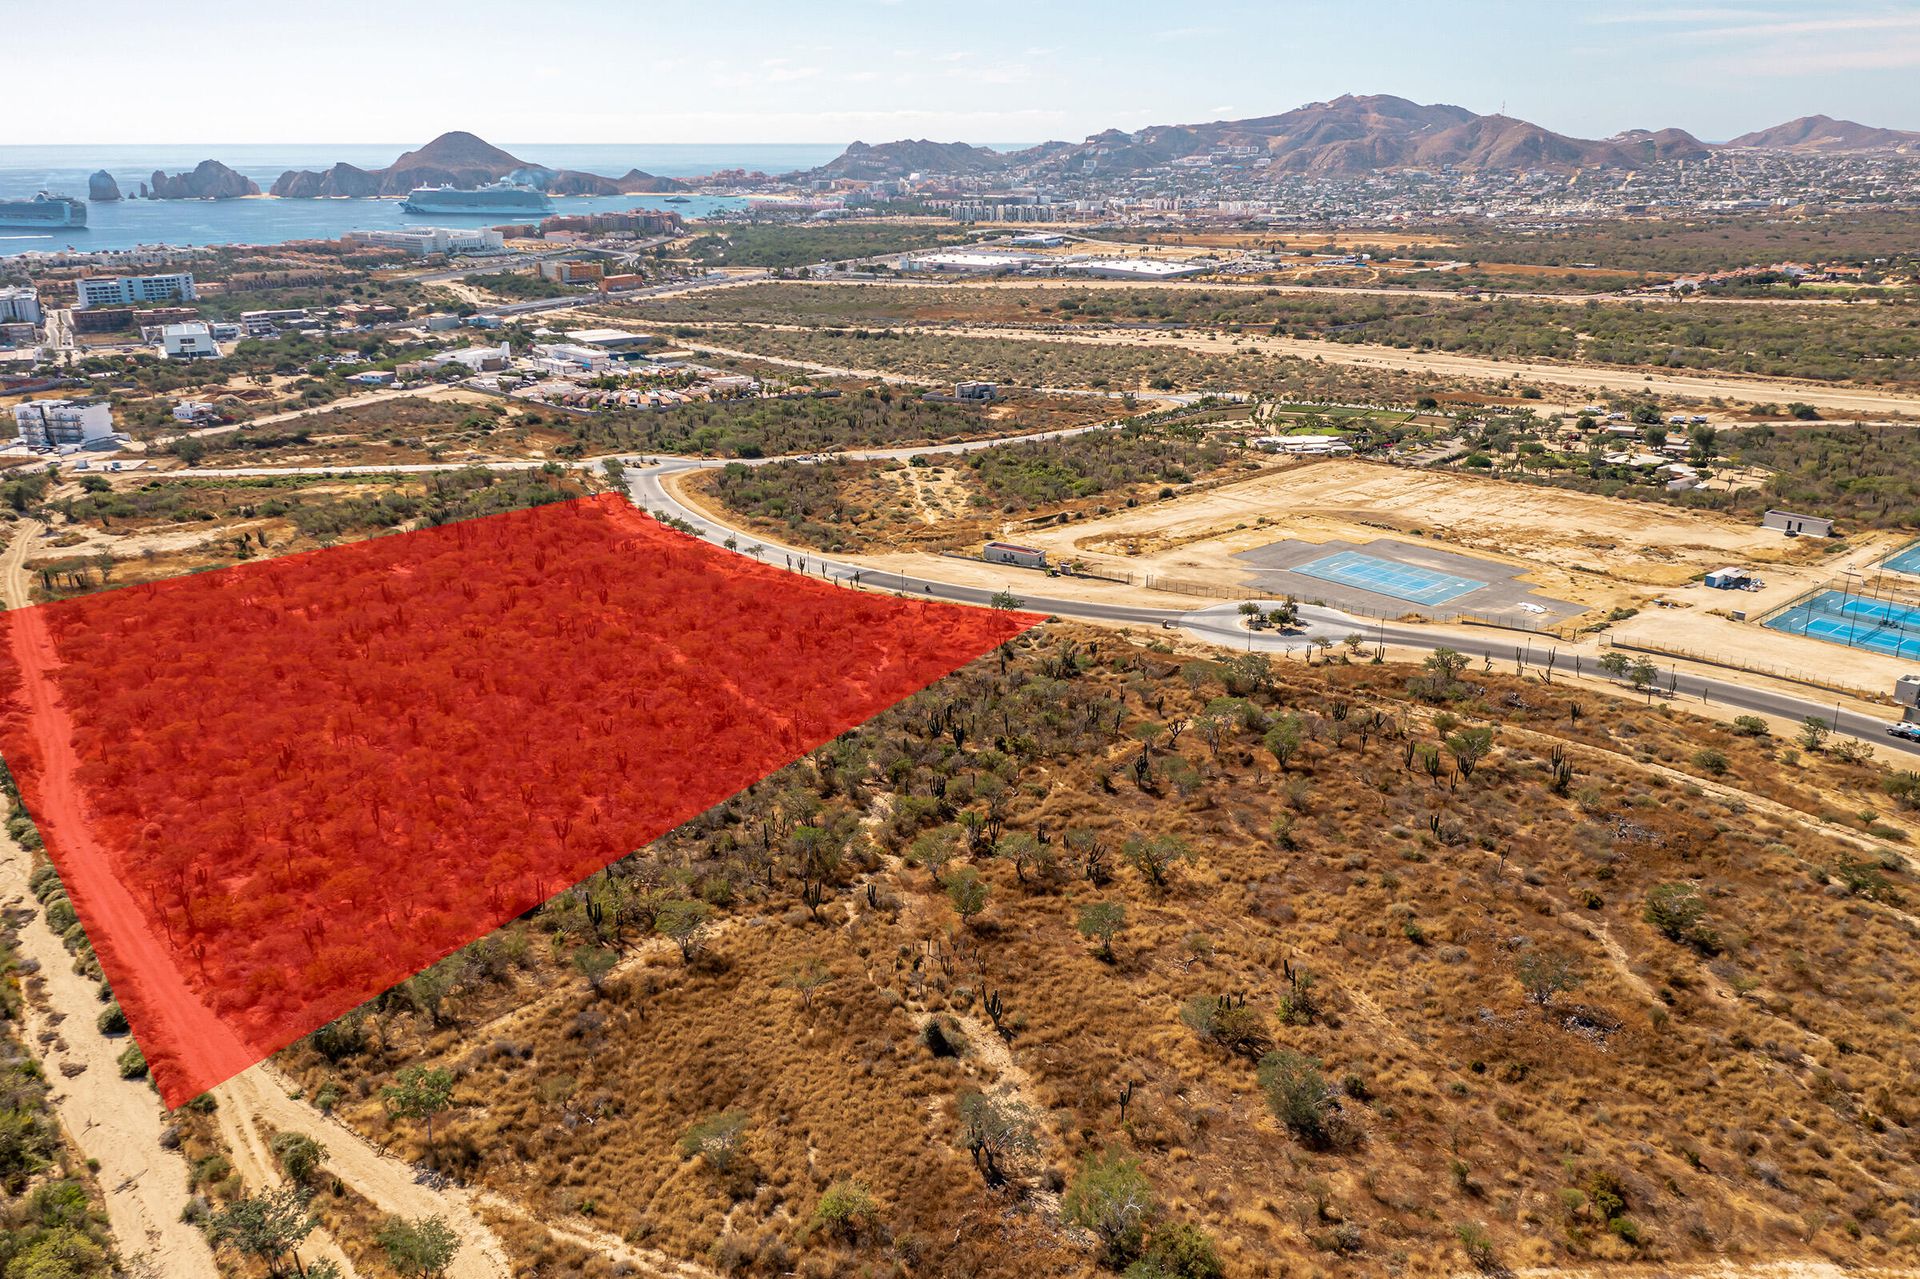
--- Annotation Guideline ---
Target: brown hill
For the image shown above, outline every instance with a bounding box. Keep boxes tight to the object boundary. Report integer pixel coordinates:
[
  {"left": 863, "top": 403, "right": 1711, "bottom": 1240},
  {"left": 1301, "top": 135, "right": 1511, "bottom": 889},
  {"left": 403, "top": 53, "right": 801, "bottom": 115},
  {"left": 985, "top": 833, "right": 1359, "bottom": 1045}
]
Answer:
[
  {"left": 812, "top": 139, "right": 1020, "bottom": 181},
  {"left": 1728, "top": 114, "right": 1920, "bottom": 152},
  {"left": 814, "top": 95, "right": 1714, "bottom": 180},
  {"left": 266, "top": 622, "right": 1920, "bottom": 1278},
  {"left": 268, "top": 131, "right": 687, "bottom": 198}
]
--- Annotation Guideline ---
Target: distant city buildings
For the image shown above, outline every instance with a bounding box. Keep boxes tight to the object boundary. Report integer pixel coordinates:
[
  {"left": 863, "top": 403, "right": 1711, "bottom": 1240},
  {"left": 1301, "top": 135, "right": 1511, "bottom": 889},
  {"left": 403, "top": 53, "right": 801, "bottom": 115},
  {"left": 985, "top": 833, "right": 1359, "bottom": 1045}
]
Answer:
[
  {"left": 14, "top": 399, "right": 114, "bottom": 449},
  {"left": 539, "top": 259, "right": 604, "bottom": 285},
  {"left": 342, "top": 227, "right": 506, "bottom": 257},
  {"left": 0, "top": 286, "right": 42, "bottom": 325},
  {"left": 74, "top": 272, "right": 197, "bottom": 310}
]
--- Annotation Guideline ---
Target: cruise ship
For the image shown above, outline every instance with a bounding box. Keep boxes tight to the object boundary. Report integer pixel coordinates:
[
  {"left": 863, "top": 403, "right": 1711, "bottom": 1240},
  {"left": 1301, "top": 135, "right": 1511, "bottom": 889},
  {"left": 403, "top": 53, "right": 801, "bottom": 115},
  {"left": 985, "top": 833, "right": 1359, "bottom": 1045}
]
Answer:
[
  {"left": 0, "top": 192, "right": 87, "bottom": 230},
  {"left": 400, "top": 182, "right": 553, "bottom": 216}
]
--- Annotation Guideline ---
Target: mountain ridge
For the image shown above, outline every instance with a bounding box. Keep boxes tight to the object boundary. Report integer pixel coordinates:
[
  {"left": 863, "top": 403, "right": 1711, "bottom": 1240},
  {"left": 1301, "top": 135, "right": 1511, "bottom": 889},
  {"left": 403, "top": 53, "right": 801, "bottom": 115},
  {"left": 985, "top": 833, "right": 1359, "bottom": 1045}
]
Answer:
[{"left": 801, "top": 94, "right": 1918, "bottom": 179}]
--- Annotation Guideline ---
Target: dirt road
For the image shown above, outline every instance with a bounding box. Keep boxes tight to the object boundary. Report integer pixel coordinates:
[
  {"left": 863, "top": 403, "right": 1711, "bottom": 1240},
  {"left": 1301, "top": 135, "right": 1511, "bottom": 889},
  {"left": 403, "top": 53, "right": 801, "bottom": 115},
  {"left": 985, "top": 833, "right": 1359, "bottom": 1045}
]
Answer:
[
  {"left": 0, "top": 520, "right": 216, "bottom": 1275},
  {"left": 697, "top": 319, "right": 1920, "bottom": 419},
  {"left": 213, "top": 1067, "right": 513, "bottom": 1279}
]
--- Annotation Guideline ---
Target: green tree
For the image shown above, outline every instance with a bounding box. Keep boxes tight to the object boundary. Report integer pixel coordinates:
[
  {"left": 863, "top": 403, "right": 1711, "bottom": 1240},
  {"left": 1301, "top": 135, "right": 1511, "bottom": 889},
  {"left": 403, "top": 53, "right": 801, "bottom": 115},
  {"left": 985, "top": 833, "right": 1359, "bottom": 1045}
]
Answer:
[
  {"left": 376, "top": 1214, "right": 461, "bottom": 1279},
  {"left": 381, "top": 1065, "right": 455, "bottom": 1161},
  {"left": 1444, "top": 725, "right": 1496, "bottom": 781},
  {"left": 1264, "top": 715, "right": 1305, "bottom": 770},
  {"left": 1076, "top": 900, "right": 1127, "bottom": 961},
  {"left": 655, "top": 898, "right": 714, "bottom": 962},
  {"left": 206, "top": 1187, "right": 317, "bottom": 1277},
  {"left": 1513, "top": 945, "right": 1585, "bottom": 1011},
  {"left": 1123, "top": 833, "right": 1192, "bottom": 889},
  {"left": 1798, "top": 715, "right": 1831, "bottom": 752},
  {"left": 571, "top": 944, "right": 618, "bottom": 992},
  {"left": 946, "top": 866, "right": 990, "bottom": 925}
]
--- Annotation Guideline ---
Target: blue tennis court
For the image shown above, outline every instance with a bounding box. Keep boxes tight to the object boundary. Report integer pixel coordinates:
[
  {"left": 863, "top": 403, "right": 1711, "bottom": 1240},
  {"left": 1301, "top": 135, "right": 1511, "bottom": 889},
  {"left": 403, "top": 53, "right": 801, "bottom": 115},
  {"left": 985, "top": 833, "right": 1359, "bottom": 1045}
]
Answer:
[
  {"left": 1764, "top": 589, "right": 1920, "bottom": 660},
  {"left": 1881, "top": 540, "right": 1920, "bottom": 577},
  {"left": 1293, "top": 550, "right": 1485, "bottom": 607}
]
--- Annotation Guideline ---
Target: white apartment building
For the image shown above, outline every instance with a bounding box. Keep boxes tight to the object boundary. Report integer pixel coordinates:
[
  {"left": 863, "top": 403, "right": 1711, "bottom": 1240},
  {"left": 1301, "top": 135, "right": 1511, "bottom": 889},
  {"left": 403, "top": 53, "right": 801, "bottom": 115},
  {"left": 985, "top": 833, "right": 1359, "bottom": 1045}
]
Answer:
[
  {"left": 0, "top": 286, "right": 42, "bottom": 325},
  {"left": 73, "top": 272, "right": 198, "bottom": 310},
  {"left": 343, "top": 227, "right": 506, "bottom": 257},
  {"left": 14, "top": 399, "right": 115, "bottom": 449},
  {"left": 160, "top": 322, "right": 221, "bottom": 360}
]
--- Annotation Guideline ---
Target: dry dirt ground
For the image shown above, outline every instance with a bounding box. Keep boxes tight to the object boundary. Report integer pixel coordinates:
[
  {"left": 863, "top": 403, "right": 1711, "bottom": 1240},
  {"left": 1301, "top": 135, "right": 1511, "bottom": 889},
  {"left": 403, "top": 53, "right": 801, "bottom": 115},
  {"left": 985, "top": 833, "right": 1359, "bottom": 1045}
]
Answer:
[
  {"left": 0, "top": 520, "right": 218, "bottom": 1278},
  {"left": 749, "top": 319, "right": 1920, "bottom": 419},
  {"left": 999, "top": 458, "right": 1853, "bottom": 604}
]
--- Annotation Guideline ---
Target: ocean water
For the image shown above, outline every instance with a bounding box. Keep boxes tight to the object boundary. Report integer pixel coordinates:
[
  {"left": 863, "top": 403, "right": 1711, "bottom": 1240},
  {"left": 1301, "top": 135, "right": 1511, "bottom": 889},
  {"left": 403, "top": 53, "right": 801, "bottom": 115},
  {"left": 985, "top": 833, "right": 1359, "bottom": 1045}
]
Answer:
[{"left": 0, "top": 143, "right": 847, "bottom": 256}]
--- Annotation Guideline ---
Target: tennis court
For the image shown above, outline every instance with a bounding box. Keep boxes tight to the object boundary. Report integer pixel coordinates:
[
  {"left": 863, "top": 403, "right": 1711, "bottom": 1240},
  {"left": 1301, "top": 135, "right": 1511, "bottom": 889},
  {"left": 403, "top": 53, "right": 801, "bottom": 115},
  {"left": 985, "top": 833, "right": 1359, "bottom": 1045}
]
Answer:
[
  {"left": 1880, "top": 540, "right": 1920, "bottom": 577},
  {"left": 1764, "top": 589, "right": 1920, "bottom": 660},
  {"left": 1292, "top": 550, "right": 1486, "bottom": 607}
]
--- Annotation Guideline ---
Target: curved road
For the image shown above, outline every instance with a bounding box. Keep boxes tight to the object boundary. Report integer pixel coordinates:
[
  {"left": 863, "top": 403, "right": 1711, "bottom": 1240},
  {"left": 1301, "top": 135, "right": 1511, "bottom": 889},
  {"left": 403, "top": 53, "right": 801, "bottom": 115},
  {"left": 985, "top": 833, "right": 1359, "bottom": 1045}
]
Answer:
[
  {"left": 623, "top": 454, "right": 1920, "bottom": 760},
  {"left": 160, "top": 416, "right": 1920, "bottom": 759}
]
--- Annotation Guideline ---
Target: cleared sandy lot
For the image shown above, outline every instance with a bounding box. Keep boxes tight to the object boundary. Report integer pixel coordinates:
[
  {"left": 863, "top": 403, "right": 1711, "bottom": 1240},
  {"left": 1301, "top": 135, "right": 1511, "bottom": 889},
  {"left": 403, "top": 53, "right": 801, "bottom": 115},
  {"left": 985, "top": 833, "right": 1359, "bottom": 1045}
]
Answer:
[{"left": 1010, "top": 458, "right": 1849, "bottom": 602}]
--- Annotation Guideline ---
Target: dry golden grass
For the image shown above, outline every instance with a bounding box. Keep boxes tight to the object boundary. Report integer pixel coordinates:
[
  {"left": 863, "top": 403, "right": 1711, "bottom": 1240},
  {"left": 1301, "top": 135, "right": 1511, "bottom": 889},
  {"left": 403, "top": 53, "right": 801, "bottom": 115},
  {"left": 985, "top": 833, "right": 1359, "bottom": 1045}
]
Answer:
[{"left": 269, "top": 626, "right": 1920, "bottom": 1278}]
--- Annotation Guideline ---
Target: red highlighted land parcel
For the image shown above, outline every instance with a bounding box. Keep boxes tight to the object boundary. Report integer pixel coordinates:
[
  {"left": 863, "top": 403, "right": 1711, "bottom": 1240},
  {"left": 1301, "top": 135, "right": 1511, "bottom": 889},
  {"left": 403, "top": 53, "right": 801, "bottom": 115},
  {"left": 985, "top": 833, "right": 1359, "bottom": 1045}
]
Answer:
[{"left": 0, "top": 493, "right": 1037, "bottom": 1106}]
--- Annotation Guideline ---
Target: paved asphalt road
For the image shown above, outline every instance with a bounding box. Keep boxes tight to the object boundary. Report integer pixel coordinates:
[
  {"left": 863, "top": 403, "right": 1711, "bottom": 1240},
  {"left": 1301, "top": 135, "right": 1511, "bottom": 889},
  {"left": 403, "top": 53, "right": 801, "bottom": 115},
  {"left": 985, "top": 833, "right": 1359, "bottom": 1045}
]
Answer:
[
  {"left": 164, "top": 417, "right": 1920, "bottom": 761},
  {"left": 625, "top": 456, "right": 1920, "bottom": 760}
]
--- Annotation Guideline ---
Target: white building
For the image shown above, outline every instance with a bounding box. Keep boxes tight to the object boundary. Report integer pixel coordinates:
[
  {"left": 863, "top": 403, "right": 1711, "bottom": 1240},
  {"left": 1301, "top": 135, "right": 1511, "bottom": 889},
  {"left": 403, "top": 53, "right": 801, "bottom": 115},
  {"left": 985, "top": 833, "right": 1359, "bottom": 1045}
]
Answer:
[
  {"left": 1056, "top": 258, "right": 1213, "bottom": 281},
  {"left": 172, "top": 401, "right": 220, "bottom": 423},
  {"left": 531, "top": 342, "right": 612, "bottom": 373},
  {"left": 74, "top": 272, "right": 197, "bottom": 310},
  {"left": 343, "top": 227, "right": 506, "bottom": 257},
  {"left": 1252, "top": 434, "right": 1353, "bottom": 456},
  {"left": 0, "top": 286, "right": 42, "bottom": 325},
  {"left": 425, "top": 342, "right": 512, "bottom": 374},
  {"left": 160, "top": 323, "right": 221, "bottom": 360},
  {"left": 903, "top": 251, "right": 1041, "bottom": 274},
  {"left": 15, "top": 399, "right": 114, "bottom": 449}
]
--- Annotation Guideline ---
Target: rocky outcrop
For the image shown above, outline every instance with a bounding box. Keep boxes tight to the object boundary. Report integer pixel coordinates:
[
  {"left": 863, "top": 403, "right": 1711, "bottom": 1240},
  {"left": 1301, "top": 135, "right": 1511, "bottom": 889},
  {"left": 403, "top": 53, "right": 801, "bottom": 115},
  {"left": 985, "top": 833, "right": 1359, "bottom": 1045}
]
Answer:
[
  {"left": 147, "top": 160, "right": 260, "bottom": 199},
  {"left": 270, "top": 131, "right": 689, "bottom": 198},
  {"left": 269, "top": 163, "right": 381, "bottom": 198},
  {"left": 87, "top": 170, "right": 122, "bottom": 202},
  {"left": 615, "top": 169, "right": 687, "bottom": 193}
]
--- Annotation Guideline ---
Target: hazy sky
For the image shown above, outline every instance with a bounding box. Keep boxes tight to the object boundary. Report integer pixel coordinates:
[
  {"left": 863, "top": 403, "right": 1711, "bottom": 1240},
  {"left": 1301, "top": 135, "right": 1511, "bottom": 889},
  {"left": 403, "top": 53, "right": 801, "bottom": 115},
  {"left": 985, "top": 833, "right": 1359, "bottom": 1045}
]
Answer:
[{"left": 15, "top": 0, "right": 1920, "bottom": 145}]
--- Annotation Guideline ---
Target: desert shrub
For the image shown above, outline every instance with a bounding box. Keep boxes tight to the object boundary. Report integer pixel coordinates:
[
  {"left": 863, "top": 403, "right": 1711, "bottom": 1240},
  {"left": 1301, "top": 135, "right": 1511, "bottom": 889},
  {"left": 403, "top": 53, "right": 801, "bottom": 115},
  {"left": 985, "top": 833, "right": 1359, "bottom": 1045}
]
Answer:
[
  {"left": 679, "top": 1110, "right": 749, "bottom": 1173},
  {"left": 270, "top": 1131, "right": 328, "bottom": 1185},
  {"left": 1126, "top": 1221, "right": 1224, "bottom": 1279},
  {"left": 1179, "top": 995, "right": 1266, "bottom": 1055},
  {"left": 1643, "top": 882, "right": 1720, "bottom": 953},
  {"left": 95, "top": 1003, "right": 127, "bottom": 1036},
  {"left": 1064, "top": 1149, "right": 1157, "bottom": 1267},
  {"left": 1257, "top": 1050, "right": 1356, "bottom": 1149},
  {"left": 809, "top": 1178, "right": 878, "bottom": 1241}
]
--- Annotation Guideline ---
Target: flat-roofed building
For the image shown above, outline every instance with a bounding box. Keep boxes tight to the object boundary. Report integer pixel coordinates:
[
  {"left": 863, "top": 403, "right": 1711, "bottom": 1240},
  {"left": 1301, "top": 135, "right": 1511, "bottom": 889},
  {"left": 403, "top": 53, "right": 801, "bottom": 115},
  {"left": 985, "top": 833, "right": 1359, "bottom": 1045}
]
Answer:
[
  {"left": 74, "top": 272, "right": 197, "bottom": 310},
  {"left": 983, "top": 541, "right": 1048, "bottom": 569},
  {"left": 0, "top": 286, "right": 41, "bottom": 325},
  {"left": 564, "top": 328, "right": 657, "bottom": 355},
  {"left": 15, "top": 398, "right": 114, "bottom": 449},
  {"left": 1056, "top": 258, "right": 1212, "bottom": 280},
  {"left": 539, "top": 259, "right": 604, "bottom": 284},
  {"left": 160, "top": 323, "right": 220, "bottom": 360},
  {"left": 1763, "top": 509, "right": 1833, "bottom": 538}
]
